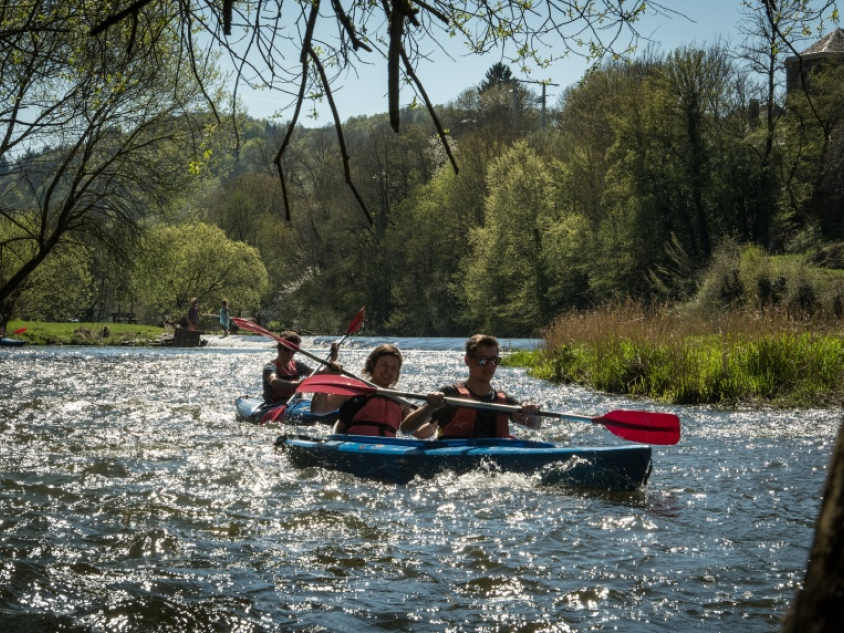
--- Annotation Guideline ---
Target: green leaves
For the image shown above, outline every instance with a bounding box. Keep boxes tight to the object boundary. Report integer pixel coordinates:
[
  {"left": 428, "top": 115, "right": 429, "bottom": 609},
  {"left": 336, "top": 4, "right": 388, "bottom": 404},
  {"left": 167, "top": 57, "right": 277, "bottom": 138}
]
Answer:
[{"left": 134, "top": 223, "right": 269, "bottom": 320}]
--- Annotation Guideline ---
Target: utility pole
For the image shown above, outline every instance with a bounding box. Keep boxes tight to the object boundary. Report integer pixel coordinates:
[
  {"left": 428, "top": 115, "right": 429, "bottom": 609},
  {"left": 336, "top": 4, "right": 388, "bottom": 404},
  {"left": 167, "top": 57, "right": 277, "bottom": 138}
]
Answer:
[{"left": 510, "top": 78, "right": 560, "bottom": 130}]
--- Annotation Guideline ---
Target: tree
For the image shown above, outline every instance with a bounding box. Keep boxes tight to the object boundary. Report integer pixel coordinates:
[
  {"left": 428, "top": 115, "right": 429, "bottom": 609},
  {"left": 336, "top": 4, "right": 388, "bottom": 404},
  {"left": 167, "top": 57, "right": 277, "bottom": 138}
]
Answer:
[
  {"left": 463, "top": 142, "right": 559, "bottom": 335},
  {"left": 480, "top": 62, "right": 515, "bottom": 92},
  {"left": 92, "top": 0, "right": 675, "bottom": 220},
  {"left": 0, "top": 226, "right": 93, "bottom": 322},
  {"left": 134, "top": 223, "right": 268, "bottom": 321},
  {"left": 735, "top": 0, "right": 840, "bottom": 246},
  {"left": 0, "top": 1, "right": 220, "bottom": 327},
  {"left": 388, "top": 167, "right": 472, "bottom": 335}
]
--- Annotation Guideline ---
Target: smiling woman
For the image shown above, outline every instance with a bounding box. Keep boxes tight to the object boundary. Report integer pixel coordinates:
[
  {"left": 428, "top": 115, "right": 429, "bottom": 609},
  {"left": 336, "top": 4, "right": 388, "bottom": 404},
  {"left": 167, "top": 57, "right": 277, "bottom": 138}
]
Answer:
[{"left": 309, "top": 343, "right": 440, "bottom": 438}]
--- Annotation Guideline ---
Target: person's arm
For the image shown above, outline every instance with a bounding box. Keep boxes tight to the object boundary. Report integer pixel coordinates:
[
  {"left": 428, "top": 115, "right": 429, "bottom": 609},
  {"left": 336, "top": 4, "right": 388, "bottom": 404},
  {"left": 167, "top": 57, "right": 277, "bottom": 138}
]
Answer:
[
  {"left": 310, "top": 392, "right": 348, "bottom": 414},
  {"left": 268, "top": 372, "right": 303, "bottom": 391},
  {"left": 311, "top": 343, "right": 341, "bottom": 375},
  {"left": 510, "top": 401, "right": 542, "bottom": 430},
  {"left": 400, "top": 392, "right": 445, "bottom": 435}
]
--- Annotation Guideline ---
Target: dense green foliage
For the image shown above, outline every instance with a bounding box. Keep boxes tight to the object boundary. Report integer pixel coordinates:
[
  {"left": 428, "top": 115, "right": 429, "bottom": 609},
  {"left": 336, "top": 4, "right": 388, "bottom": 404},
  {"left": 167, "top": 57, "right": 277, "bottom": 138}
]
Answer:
[{"left": 3, "top": 2, "right": 843, "bottom": 339}]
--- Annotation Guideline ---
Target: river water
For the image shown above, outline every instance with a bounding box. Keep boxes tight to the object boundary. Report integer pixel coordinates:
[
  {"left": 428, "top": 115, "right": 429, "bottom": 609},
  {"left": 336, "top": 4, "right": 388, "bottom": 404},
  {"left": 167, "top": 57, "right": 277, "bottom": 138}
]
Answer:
[{"left": 0, "top": 335, "right": 839, "bottom": 632}]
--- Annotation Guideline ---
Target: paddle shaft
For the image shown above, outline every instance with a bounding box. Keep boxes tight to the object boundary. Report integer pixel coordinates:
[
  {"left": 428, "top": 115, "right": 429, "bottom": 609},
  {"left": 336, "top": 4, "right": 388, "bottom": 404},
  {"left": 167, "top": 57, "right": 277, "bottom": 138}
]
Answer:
[
  {"left": 378, "top": 387, "right": 680, "bottom": 437},
  {"left": 231, "top": 317, "right": 414, "bottom": 407},
  {"left": 323, "top": 307, "right": 365, "bottom": 361},
  {"left": 372, "top": 386, "right": 592, "bottom": 420}
]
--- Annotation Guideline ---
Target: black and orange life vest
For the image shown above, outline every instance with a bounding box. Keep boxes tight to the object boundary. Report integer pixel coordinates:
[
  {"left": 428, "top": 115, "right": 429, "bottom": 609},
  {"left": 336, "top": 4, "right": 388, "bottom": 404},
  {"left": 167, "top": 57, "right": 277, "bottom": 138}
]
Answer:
[
  {"left": 437, "top": 383, "right": 510, "bottom": 439},
  {"left": 337, "top": 394, "right": 404, "bottom": 437}
]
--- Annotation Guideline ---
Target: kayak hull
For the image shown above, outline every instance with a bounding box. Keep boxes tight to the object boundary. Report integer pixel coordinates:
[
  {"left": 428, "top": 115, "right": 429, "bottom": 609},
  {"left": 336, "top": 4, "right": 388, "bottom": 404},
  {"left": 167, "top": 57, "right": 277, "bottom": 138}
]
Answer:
[
  {"left": 276, "top": 434, "right": 653, "bottom": 490},
  {"left": 0, "top": 338, "right": 27, "bottom": 347},
  {"left": 235, "top": 396, "right": 336, "bottom": 426}
]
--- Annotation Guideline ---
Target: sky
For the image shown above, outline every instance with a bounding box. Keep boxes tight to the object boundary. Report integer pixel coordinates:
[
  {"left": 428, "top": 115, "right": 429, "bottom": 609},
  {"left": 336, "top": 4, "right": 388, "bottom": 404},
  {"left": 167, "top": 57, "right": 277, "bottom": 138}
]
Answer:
[{"left": 230, "top": 1, "right": 792, "bottom": 127}]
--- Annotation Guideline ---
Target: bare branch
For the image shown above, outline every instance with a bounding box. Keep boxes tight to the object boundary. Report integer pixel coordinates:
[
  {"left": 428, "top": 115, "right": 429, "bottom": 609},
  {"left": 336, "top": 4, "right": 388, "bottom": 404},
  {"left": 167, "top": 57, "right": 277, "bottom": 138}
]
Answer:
[
  {"left": 331, "top": 0, "right": 374, "bottom": 53},
  {"left": 400, "top": 48, "right": 458, "bottom": 174},
  {"left": 307, "top": 47, "right": 374, "bottom": 224},
  {"left": 90, "top": 0, "right": 155, "bottom": 36}
]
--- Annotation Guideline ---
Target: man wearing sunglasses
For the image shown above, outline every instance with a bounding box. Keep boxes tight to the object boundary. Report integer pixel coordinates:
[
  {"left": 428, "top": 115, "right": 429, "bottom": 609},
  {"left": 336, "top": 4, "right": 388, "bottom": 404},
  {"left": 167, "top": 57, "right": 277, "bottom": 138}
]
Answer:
[{"left": 407, "top": 334, "right": 541, "bottom": 439}]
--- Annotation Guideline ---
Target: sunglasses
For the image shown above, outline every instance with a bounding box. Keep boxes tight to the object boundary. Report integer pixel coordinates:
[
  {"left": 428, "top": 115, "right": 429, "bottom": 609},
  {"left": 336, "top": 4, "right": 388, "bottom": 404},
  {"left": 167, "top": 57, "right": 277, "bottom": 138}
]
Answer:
[{"left": 470, "top": 355, "right": 502, "bottom": 367}]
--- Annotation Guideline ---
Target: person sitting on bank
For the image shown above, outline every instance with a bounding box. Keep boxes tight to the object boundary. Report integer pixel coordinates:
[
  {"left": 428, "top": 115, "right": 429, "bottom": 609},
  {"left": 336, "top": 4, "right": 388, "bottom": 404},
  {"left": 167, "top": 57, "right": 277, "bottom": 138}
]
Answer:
[
  {"left": 402, "top": 333, "right": 541, "bottom": 439},
  {"left": 310, "top": 344, "right": 438, "bottom": 438},
  {"left": 263, "top": 331, "right": 338, "bottom": 405}
]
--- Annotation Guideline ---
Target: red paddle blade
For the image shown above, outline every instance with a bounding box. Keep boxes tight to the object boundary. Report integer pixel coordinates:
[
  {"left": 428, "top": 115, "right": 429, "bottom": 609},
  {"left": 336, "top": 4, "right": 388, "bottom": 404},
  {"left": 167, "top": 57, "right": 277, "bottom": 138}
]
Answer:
[
  {"left": 297, "top": 374, "right": 375, "bottom": 396},
  {"left": 259, "top": 406, "right": 286, "bottom": 425},
  {"left": 596, "top": 410, "right": 681, "bottom": 445},
  {"left": 231, "top": 318, "right": 300, "bottom": 352},
  {"left": 13, "top": 327, "right": 27, "bottom": 335},
  {"left": 231, "top": 317, "right": 269, "bottom": 337},
  {"left": 346, "top": 307, "right": 365, "bottom": 335}
]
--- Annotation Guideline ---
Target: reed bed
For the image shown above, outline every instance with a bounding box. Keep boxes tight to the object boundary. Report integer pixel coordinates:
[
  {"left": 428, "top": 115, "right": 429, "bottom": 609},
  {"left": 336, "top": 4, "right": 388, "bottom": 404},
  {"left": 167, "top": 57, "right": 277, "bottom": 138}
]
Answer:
[{"left": 509, "top": 303, "right": 844, "bottom": 407}]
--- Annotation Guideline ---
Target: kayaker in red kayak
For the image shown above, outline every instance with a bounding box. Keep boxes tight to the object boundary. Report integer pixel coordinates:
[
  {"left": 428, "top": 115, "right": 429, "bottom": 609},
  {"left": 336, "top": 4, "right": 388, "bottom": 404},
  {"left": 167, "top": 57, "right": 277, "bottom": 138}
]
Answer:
[
  {"left": 402, "top": 333, "right": 541, "bottom": 439},
  {"left": 310, "top": 344, "right": 440, "bottom": 438}
]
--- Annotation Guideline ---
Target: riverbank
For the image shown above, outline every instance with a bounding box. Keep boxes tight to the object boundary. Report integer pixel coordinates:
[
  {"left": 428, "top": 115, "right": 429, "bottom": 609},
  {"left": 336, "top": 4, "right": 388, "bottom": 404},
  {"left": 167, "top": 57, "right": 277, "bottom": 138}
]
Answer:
[
  {"left": 506, "top": 304, "right": 844, "bottom": 408},
  {"left": 6, "top": 320, "right": 169, "bottom": 346}
]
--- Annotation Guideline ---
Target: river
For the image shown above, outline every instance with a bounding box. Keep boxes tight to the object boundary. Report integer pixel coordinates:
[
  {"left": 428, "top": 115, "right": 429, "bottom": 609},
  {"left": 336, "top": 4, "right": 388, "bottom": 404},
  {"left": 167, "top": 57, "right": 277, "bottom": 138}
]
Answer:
[{"left": 0, "top": 335, "right": 839, "bottom": 631}]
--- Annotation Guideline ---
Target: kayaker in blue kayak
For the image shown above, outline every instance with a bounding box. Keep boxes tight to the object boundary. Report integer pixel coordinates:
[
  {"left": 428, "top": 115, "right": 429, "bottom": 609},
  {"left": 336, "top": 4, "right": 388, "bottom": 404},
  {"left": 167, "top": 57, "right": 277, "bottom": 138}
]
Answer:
[
  {"left": 263, "top": 331, "right": 338, "bottom": 405},
  {"left": 403, "top": 334, "right": 541, "bottom": 439},
  {"left": 310, "top": 344, "right": 439, "bottom": 438}
]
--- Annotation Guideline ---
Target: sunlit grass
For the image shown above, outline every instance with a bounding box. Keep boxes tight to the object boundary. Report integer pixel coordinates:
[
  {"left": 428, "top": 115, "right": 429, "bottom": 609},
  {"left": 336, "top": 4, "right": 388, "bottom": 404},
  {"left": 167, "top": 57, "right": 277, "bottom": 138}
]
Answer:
[
  {"left": 6, "top": 320, "right": 165, "bottom": 346},
  {"left": 507, "top": 303, "right": 844, "bottom": 407}
]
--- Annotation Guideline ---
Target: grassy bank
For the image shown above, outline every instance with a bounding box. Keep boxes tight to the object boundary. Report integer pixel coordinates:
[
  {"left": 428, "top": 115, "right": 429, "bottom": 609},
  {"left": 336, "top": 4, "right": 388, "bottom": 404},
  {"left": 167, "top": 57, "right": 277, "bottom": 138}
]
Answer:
[
  {"left": 6, "top": 321, "right": 166, "bottom": 346},
  {"left": 507, "top": 304, "right": 844, "bottom": 408}
]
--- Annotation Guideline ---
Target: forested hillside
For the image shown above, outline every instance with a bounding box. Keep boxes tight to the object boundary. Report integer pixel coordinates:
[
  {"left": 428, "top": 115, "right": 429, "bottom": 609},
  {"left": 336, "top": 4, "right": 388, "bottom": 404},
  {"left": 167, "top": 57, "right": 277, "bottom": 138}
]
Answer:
[{"left": 3, "top": 3, "right": 843, "bottom": 337}]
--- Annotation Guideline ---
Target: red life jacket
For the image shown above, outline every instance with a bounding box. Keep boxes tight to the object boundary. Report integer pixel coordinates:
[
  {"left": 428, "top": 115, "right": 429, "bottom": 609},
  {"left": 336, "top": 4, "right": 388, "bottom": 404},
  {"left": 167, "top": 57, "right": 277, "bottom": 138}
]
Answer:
[
  {"left": 270, "top": 359, "right": 300, "bottom": 401},
  {"left": 337, "top": 394, "right": 404, "bottom": 437},
  {"left": 438, "top": 383, "right": 510, "bottom": 439}
]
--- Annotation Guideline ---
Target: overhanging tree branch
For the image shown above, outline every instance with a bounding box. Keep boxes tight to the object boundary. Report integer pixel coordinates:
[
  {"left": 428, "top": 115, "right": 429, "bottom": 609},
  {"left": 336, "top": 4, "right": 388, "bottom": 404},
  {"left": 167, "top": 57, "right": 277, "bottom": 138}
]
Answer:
[{"left": 88, "top": 1, "right": 687, "bottom": 222}]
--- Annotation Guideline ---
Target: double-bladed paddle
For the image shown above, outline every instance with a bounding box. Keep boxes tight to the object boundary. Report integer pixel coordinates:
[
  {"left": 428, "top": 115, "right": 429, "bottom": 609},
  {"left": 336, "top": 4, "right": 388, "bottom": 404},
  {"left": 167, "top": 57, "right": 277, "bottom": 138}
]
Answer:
[
  {"left": 296, "top": 374, "right": 681, "bottom": 445},
  {"left": 259, "top": 406, "right": 287, "bottom": 425},
  {"left": 230, "top": 314, "right": 414, "bottom": 412},
  {"left": 231, "top": 316, "right": 375, "bottom": 385},
  {"left": 253, "top": 307, "right": 362, "bottom": 425},
  {"left": 13, "top": 327, "right": 26, "bottom": 335},
  {"left": 332, "top": 307, "right": 365, "bottom": 351}
]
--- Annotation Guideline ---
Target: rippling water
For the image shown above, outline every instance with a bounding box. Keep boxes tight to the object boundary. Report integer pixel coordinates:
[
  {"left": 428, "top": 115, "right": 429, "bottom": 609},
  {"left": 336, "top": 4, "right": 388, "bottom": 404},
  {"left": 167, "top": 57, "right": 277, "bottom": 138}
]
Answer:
[{"left": 1, "top": 336, "right": 839, "bottom": 631}]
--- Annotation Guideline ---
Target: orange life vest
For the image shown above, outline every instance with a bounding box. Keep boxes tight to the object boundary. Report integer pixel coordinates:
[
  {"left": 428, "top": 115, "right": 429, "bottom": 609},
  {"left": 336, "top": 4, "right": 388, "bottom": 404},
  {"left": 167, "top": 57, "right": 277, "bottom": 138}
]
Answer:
[
  {"left": 437, "top": 383, "right": 510, "bottom": 439},
  {"left": 337, "top": 394, "right": 404, "bottom": 437}
]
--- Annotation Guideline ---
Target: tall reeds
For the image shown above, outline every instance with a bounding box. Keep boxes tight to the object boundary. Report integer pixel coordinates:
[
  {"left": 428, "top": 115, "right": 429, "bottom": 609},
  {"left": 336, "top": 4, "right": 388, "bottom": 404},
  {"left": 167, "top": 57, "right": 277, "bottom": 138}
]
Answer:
[{"left": 513, "top": 302, "right": 844, "bottom": 407}]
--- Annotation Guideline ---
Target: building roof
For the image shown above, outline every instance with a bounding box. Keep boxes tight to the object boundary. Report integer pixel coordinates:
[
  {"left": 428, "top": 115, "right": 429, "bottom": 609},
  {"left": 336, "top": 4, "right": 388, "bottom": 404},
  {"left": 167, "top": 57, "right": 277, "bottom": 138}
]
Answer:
[{"left": 802, "top": 28, "right": 844, "bottom": 54}]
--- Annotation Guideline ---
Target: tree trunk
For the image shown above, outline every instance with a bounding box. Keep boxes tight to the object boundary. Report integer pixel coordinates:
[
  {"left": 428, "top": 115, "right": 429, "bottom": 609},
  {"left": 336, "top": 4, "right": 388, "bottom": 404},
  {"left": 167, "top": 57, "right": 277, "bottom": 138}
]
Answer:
[{"left": 781, "top": 417, "right": 844, "bottom": 632}]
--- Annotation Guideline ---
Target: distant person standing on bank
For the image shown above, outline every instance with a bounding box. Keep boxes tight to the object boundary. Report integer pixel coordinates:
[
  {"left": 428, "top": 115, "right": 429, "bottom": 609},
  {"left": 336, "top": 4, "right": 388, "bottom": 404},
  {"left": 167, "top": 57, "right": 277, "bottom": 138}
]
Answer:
[
  {"left": 219, "top": 299, "right": 230, "bottom": 336},
  {"left": 187, "top": 297, "right": 200, "bottom": 331}
]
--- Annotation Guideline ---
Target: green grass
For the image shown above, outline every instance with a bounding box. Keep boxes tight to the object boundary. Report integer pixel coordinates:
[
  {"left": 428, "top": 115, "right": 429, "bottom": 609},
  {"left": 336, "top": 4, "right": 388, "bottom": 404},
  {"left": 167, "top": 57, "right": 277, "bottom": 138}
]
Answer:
[
  {"left": 6, "top": 320, "right": 167, "bottom": 346},
  {"left": 508, "top": 303, "right": 844, "bottom": 408}
]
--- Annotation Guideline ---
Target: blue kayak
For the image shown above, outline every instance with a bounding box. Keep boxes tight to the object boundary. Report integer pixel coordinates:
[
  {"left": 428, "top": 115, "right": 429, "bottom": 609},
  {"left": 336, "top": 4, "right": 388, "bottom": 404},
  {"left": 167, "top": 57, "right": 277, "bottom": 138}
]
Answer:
[
  {"left": 275, "top": 434, "right": 653, "bottom": 490},
  {"left": 0, "top": 337, "right": 27, "bottom": 347},
  {"left": 235, "top": 396, "right": 337, "bottom": 426}
]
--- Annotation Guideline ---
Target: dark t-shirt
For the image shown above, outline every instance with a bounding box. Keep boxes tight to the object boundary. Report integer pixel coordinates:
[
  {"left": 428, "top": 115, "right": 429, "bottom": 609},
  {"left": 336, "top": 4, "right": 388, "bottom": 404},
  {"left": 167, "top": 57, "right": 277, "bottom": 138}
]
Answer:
[
  {"left": 262, "top": 359, "right": 312, "bottom": 403},
  {"left": 431, "top": 383, "right": 519, "bottom": 438}
]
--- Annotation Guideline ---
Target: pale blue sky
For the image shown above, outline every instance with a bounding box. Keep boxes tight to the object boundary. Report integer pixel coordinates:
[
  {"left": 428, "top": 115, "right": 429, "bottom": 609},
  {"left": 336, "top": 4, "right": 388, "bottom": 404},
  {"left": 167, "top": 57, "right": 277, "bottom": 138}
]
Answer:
[{"left": 231, "top": 1, "right": 807, "bottom": 126}]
